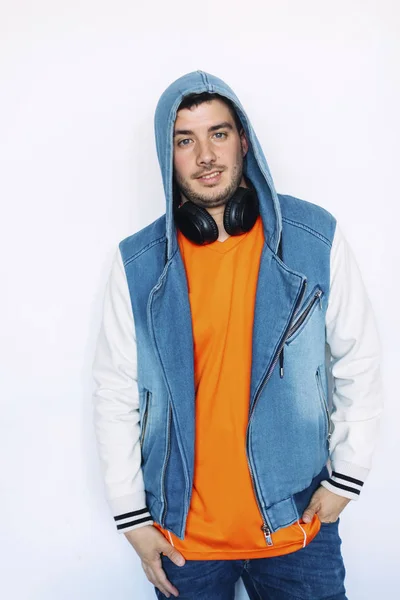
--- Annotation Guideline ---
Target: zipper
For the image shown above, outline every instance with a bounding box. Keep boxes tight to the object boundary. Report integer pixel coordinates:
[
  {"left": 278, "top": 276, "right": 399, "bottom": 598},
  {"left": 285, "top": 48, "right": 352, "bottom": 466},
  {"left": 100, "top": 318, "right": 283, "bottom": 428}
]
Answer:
[
  {"left": 147, "top": 258, "right": 192, "bottom": 534},
  {"left": 139, "top": 390, "right": 151, "bottom": 448},
  {"left": 315, "top": 367, "right": 333, "bottom": 442},
  {"left": 161, "top": 402, "right": 173, "bottom": 527},
  {"left": 246, "top": 278, "right": 308, "bottom": 546},
  {"left": 285, "top": 288, "right": 323, "bottom": 343},
  {"left": 261, "top": 523, "right": 273, "bottom": 546},
  {"left": 146, "top": 259, "right": 173, "bottom": 529}
]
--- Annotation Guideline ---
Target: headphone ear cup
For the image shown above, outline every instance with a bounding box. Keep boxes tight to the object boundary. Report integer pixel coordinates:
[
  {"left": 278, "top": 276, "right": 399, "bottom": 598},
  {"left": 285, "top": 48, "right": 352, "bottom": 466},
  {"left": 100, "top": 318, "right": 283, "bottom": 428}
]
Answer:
[
  {"left": 223, "top": 188, "right": 259, "bottom": 236},
  {"left": 174, "top": 201, "right": 219, "bottom": 245}
]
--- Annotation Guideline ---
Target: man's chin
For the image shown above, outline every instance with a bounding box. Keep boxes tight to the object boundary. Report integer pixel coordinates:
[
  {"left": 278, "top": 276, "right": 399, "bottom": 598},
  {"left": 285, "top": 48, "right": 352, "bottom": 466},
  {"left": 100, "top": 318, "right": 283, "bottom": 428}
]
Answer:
[
  {"left": 177, "top": 177, "right": 241, "bottom": 208},
  {"left": 193, "top": 196, "right": 229, "bottom": 209},
  {"left": 189, "top": 185, "right": 233, "bottom": 208}
]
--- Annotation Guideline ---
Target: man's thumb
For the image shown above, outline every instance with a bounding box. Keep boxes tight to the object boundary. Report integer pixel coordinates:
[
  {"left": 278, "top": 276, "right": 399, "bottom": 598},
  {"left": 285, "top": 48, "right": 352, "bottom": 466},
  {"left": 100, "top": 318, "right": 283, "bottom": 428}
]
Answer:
[
  {"left": 302, "top": 498, "right": 320, "bottom": 524},
  {"left": 161, "top": 544, "right": 185, "bottom": 567}
]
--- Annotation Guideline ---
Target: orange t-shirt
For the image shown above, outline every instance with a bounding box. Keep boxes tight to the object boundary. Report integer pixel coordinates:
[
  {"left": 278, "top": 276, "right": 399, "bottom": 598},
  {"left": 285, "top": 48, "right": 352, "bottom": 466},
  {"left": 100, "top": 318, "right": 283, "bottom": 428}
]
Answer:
[{"left": 154, "top": 215, "right": 320, "bottom": 559}]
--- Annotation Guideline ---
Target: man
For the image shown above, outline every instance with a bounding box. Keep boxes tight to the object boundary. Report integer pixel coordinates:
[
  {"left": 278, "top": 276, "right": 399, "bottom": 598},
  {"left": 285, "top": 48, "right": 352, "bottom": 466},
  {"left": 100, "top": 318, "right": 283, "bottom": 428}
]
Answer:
[{"left": 92, "top": 71, "right": 383, "bottom": 599}]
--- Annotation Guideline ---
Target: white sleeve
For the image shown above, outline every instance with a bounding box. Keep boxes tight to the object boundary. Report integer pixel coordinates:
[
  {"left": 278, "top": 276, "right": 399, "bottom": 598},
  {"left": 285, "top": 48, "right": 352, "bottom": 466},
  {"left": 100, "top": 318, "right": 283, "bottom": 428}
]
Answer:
[
  {"left": 321, "top": 222, "right": 384, "bottom": 500},
  {"left": 92, "top": 248, "right": 154, "bottom": 533}
]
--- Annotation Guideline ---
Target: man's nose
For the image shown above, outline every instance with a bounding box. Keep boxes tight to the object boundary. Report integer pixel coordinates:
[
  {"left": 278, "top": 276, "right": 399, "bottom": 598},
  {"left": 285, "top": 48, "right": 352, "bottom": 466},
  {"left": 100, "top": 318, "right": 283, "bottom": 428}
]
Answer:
[{"left": 196, "top": 140, "right": 217, "bottom": 166}]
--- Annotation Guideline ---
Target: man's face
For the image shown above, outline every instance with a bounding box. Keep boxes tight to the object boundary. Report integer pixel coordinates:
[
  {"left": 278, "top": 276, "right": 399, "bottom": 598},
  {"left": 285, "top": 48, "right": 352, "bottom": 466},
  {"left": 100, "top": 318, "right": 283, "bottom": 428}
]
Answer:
[{"left": 173, "top": 98, "right": 248, "bottom": 209}]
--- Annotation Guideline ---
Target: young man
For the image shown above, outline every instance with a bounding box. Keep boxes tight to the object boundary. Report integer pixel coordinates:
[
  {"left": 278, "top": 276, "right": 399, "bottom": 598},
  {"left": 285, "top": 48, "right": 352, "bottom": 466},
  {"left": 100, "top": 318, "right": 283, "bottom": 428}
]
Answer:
[{"left": 92, "top": 71, "right": 383, "bottom": 599}]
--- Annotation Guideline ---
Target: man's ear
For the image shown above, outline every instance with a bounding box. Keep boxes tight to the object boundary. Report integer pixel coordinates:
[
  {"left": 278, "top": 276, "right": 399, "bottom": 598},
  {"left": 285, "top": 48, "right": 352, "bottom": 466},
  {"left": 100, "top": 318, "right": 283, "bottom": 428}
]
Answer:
[{"left": 240, "top": 129, "right": 249, "bottom": 158}]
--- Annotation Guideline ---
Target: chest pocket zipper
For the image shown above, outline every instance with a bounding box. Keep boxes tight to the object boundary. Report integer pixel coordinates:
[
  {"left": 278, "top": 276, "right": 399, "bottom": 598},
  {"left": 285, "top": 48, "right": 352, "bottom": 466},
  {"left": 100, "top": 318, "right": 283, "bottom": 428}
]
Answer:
[
  {"left": 285, "top": 287, "right": 323, "bottom": 345},
  {"left": 139, "top": 390, "right": 151, "bottom": 448}
]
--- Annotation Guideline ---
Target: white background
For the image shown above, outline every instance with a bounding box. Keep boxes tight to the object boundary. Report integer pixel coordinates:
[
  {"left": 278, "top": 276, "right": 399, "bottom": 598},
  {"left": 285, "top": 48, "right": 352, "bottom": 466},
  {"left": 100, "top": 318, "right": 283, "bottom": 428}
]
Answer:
[{"left": 1, "top": 1, "right": 398, "bottom": 598}]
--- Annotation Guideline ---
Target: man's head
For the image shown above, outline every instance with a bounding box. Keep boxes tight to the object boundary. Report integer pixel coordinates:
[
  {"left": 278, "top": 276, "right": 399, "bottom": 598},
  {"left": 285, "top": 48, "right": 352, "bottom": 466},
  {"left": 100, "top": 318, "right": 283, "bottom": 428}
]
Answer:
[{"left": 173, "top": 93, "right": 249, "bottom": 210}]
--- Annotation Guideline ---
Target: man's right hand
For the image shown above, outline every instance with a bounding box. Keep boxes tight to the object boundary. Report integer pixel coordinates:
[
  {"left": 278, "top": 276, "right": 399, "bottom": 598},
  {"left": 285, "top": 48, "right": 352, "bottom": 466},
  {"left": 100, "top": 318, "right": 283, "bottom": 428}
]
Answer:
[{"left": 124, "top": 525, "right": 185, "bottom": 598}]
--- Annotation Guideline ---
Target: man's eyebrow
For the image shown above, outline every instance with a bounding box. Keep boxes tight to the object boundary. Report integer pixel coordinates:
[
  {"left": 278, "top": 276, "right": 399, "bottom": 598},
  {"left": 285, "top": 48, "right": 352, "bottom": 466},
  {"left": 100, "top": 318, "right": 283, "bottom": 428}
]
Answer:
[
  {"left": 208, "top": 121, "right": 234, "bottom": 132},
  {"left": 173, "top": 122, "right": 234, "bottom": 137}
]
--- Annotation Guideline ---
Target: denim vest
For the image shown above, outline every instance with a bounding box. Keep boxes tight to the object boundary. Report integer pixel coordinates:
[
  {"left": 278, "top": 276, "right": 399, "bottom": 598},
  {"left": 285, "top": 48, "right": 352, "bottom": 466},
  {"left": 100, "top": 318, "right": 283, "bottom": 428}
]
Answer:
[{"left": 119, "top": 71, "right": 337, "bottom": 539}]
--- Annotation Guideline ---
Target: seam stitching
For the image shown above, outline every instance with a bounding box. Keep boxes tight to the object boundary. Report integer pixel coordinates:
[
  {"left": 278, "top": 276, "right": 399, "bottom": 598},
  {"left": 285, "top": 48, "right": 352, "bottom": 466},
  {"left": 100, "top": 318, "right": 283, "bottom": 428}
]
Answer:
[
  {"left": 122, "top": 235, "right": 166, "bottom": 266},
  {"left": 282, "top": 216, "right": 332, "bottom": 247}
]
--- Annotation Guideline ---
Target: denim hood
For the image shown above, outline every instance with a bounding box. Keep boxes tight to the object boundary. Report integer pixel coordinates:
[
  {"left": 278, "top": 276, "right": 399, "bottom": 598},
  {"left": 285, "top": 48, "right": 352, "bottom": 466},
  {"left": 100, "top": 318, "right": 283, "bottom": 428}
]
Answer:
[{"left": 154, "top": 70, "right": 282, "bottom": 260}]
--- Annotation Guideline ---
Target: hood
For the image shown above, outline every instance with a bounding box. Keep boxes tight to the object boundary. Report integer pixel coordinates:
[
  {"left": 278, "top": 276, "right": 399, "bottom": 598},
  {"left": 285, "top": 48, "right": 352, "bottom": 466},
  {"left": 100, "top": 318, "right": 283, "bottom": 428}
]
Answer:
[{"left": 154, "top": 70, "right": 282, "bottom": 260}]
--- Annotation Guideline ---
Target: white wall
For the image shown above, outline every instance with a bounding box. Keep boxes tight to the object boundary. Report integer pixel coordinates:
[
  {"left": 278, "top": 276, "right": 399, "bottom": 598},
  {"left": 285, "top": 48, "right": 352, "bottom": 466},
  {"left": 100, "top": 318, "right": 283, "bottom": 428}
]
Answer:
[{"left": 1, "top": 1, "right": 398, "bottom": 598}]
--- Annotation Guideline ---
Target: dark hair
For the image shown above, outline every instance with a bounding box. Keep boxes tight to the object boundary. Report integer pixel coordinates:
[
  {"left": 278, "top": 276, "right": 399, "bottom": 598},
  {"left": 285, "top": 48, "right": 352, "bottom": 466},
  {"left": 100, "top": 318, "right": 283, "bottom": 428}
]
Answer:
[{"left": 177, "top": 92, "right": 243, "bottom": 133}]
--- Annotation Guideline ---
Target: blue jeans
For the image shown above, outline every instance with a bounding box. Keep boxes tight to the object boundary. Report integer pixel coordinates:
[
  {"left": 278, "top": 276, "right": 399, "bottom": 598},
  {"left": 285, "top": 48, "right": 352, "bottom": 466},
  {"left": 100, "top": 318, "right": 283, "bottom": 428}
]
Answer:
[{"left": 154, "top": 520, "right": 347, "bottom": 599}]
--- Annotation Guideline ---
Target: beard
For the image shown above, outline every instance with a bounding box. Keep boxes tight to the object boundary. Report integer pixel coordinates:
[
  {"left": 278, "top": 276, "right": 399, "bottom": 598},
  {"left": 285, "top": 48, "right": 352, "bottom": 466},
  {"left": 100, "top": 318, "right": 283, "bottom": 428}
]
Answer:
[{"left": 174, "top": 153, "right": 245, "bottom": 209}]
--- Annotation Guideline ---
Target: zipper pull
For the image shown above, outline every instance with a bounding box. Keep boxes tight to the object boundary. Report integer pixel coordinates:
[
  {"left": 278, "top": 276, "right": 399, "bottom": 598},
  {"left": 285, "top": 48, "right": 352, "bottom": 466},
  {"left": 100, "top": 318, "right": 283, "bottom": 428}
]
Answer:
[
  {"left": 316, "top": 289, "right": 323, "bottom": 309},
  {"left": 261, "top": 523, "right": 274, "bottom": 546},
  {"left": 279, "top": 348, "right": 284, "bottom": 378}
]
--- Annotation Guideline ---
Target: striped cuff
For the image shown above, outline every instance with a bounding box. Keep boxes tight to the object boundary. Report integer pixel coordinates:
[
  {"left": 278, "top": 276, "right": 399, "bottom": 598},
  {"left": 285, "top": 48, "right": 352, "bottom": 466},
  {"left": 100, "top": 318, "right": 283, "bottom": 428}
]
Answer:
[
  {"left": 114, "top": 507, "right": 154, "bottom": 534},
  {"left": 321, "top": 459, "right": 369, "bottom": 500},
  {"left": 321, "top": 471, "right": 364, "bottom": 500}
]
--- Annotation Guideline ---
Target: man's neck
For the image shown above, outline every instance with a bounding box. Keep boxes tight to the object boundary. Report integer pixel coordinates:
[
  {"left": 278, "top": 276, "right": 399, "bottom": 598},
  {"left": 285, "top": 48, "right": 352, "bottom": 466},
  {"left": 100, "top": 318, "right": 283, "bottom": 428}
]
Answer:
[{"left": 206, "top": 206, "right": 231, "bottom": 242}]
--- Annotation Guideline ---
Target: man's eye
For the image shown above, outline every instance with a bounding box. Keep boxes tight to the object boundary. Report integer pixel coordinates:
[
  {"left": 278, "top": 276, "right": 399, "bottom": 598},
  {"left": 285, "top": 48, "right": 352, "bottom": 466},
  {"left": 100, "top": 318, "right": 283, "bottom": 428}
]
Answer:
[
  {"left": 213, "top": 132, "right": 227, "bottom": 139},
  {"left": 177, "top": 138, "right": 191, "bottom": 147}
]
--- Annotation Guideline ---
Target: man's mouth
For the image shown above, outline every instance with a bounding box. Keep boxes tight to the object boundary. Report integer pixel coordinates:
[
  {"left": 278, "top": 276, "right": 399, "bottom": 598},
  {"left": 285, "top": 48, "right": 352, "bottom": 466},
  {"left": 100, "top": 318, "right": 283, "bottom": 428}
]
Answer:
[{"left": 197, "top": 170, "right": 223, "bottom": 183}]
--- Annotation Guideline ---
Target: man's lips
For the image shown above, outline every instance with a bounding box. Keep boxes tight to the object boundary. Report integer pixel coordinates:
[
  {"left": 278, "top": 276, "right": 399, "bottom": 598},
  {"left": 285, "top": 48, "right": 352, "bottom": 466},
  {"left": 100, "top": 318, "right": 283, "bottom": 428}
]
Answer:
[{"left": 196, "top": 170, "right": 223, "bottom": 182}]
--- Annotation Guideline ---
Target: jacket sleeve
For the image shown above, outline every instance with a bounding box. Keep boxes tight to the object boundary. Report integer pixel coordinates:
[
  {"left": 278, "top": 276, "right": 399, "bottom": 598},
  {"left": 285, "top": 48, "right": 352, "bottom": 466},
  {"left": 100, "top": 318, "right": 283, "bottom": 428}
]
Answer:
[
  {"left": 92, "top": 247, "right": 154, "bottom": 533},
  {"left": 321, "top": 221, "right": 384, "bottom": 500}
]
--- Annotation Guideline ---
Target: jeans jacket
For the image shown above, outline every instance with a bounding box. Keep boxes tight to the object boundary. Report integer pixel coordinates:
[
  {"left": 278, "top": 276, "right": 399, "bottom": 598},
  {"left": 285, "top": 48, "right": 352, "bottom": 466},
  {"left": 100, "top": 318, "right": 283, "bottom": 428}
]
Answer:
[{"left": 92, "top": 71, "right": 383, "bottom": 540}]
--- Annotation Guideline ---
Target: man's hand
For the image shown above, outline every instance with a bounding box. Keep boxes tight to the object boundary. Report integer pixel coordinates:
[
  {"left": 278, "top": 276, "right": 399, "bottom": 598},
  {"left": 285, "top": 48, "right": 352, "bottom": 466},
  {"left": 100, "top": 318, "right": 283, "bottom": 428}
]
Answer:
[
  {"left": 302, "top": 485, "right": 351, "bottom": 524},
  {"left": 124, "top": 525, "right": 185, "bottom": 598}
]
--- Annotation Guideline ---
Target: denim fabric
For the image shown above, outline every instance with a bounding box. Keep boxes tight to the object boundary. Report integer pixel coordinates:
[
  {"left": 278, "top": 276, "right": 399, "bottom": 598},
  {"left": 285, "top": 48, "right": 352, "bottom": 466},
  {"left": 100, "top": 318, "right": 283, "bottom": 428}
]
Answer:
[{"left": 154, "top": 520, "right": 347, "bottom": 600}]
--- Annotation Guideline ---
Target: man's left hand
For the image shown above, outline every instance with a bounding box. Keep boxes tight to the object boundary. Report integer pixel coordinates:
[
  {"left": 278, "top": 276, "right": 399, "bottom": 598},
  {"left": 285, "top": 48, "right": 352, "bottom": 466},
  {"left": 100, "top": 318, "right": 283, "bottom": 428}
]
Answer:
[{"left": 302, "top": 486, "right": 351, "bottom": 524}]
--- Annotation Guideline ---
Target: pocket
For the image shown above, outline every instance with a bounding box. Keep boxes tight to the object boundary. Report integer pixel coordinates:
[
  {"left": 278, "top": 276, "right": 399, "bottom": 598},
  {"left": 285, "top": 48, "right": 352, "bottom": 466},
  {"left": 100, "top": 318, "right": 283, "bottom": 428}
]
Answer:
[
  {"left": 285, "top": 286, "right": 323, "bottom": 345},
  {"left": 139, "top": 389, "right": 151, "bottom": 449},
  {"left": 316, "top": 513, "right": 340, "bottom": 527},
  {"left": 319, "top": 517, "right": 340, "bottom": 527},
  {"left": 315, "top": 365, "right": 332, "bottom": 442}
]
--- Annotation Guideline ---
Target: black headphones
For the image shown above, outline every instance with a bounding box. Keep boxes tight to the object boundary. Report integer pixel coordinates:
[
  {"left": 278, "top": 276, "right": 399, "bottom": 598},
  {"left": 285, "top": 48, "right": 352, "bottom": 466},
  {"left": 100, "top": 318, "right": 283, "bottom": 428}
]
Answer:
[{"left": 173, "top": 186, "right": 260, "bottom": 245}]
